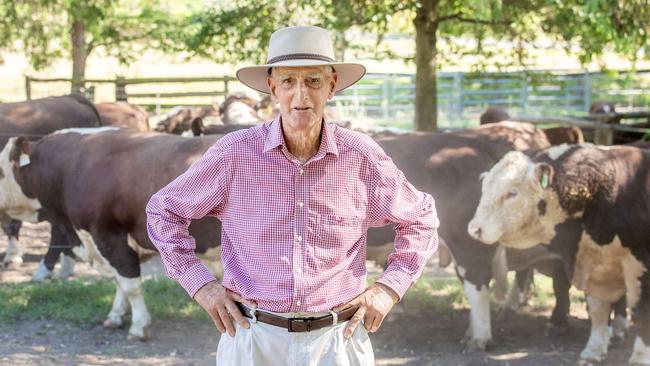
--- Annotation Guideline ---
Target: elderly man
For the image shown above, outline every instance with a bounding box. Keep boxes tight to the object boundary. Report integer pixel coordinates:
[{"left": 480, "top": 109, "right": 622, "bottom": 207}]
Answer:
[{"left": 146, "top": 25, "right": 439, "bottom": 365}]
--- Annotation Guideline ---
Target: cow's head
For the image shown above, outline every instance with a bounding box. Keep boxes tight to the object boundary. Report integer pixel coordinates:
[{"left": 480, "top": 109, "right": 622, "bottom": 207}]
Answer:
[
  {"left": 467, "top": 151, "right": 567, "bottom": 249},
  {"left": 0, "top": 137, "right": 41, "bottom": 222}
]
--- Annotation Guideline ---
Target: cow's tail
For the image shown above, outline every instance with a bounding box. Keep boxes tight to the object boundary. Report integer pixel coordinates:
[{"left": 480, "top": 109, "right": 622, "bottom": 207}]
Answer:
[{"left": 70, "top": 93, "right": 103, "bottom": 126}]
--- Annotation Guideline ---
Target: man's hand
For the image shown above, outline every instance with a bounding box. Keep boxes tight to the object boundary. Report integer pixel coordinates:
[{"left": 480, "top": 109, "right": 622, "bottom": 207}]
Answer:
[
  {"left": 193, "top": 281, "right": 257, "bottom": 337},
  {"left": 334, "top": 283, "right": 399, "bottom": 339}
]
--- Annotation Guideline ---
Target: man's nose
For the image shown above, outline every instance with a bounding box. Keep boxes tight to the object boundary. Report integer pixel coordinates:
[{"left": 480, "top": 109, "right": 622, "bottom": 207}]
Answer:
[{"left": 295, "top": 80, "right": 309, "bottom": 100}]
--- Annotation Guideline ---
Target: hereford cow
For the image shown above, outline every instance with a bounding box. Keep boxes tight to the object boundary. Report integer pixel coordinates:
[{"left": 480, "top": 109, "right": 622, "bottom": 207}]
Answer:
[
  {"left": 468, "top": 144, "right": 650, "bottom": 365},
  {"left": 95, "top": 102, "right": 149, "bottom": 131},
  {"left": 368, "top": 122, "right": 576, "bottom": 351},
  {"left": 0, "top": 94, "right": 101, "bottom": 274},
  {"left": 2, "top": 128, "right": 223, "bottom": 340}
]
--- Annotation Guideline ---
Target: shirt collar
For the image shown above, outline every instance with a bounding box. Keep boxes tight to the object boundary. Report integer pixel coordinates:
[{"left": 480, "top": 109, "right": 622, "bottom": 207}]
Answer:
[{"left": 263, "top": 114, "right": 339, "bottom": 157}]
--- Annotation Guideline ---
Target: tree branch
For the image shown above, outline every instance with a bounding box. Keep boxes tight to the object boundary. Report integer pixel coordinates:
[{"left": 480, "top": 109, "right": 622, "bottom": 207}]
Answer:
[{"left": 436, "top": 12, "right": 510, "bottom": 26}]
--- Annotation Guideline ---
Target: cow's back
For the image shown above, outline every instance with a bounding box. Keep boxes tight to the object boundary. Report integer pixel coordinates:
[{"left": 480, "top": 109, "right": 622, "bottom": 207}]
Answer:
[
  {"left": 24, "top": 129, "right": 221, "bottom": 253},
  {"left": 0, "top": 95, "right": 101, "bottom": 147},
  {"left": 96, "top": 102, "right": 149, "bottom": 131}
]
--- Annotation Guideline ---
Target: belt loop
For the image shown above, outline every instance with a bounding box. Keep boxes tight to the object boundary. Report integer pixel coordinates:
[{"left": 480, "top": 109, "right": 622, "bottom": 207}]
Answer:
[
  {"left": 329, "top": 310, "right": 338, "bottom": 326},
  {"left": 250, "top": 305, "right": 258, "bottom": 324}
]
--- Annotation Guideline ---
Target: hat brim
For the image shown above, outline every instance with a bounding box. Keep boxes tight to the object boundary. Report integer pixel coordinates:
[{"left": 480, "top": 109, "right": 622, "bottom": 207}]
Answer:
[{"left": 236, "top": 60, "right": 366, "bottom": 94}]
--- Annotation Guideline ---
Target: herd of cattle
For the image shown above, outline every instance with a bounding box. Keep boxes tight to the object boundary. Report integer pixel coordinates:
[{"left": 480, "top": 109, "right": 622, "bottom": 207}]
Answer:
[{"left": 0, "top": 93, "right": 648, "bottom": 365}]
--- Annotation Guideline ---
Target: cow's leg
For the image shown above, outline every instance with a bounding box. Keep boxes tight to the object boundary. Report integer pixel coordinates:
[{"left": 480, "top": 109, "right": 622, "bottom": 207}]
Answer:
[
  {"left": 462, "top": 279, "right": 492, "bottom": 352},
  {"left": 549, "top": 261, "right": 570, "bottom": 328},
  {"left": 76, "top": 229, "right": 150, "bottom": 341},
  {"left": 580, "top": 295, "right": 611, "bottom": 363},
  {"left": 609, "top": 297, "right": 628, "bottom": 346},
  {"left": 32, "top": 224, "right": 75, "bottom": 282},
  {"left": 2, "top": 219, "right": 23, "bottom": 268},
  {"left": 104, "top": 285, "right": 129, "bottom": 328},
  {"left": 629, "top": 272, "right": 650, "bottom": 366},
  {"left": 504, "top": 268, "right": 533, "bottom": 311}
]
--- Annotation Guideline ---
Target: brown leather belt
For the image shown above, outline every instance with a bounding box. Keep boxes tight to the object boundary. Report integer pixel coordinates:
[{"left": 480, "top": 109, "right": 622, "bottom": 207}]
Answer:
[{"left": 235, "top": 302, "right": 359, "bottom": 333}]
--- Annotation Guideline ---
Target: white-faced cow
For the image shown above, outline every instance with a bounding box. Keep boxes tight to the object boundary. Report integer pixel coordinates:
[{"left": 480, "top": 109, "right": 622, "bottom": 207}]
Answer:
[
  {"left": 468, "top": 144, "right": 650, "bottom": 365},
  {"left": 367, "top": 122, "right": 577, "bottom": 351},
  {"left": 0, "top": 94, "right": 101, "bottom": 275},
  {"left": 2, "top": 128, "right": 223, "bottom": 340}
]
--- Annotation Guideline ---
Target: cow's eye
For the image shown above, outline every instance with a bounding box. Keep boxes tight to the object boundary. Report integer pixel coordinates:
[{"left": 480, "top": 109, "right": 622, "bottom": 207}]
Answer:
[{"left": 506, "top": 189, "right": 518, "bottom": 199}]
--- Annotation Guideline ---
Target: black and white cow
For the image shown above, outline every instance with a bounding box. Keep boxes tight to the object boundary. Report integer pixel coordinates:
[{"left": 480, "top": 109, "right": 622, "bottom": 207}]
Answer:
[
  {"left": 468, "top": 144, "right": 650, "bottom": 364},
  {"left": 1, "top": 128, "right": 223, "bottom": 340},
  {"left": 0, "top": 94, "right": 101, "bottom": 278},
  {"left": 368, "top": 122, "right": 575, "bottom": 351}
]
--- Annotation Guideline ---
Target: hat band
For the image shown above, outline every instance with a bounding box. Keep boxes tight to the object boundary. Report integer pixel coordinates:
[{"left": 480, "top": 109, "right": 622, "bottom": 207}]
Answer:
[{"left": 267, "top": 53, "right": 335, "bottom": 65}]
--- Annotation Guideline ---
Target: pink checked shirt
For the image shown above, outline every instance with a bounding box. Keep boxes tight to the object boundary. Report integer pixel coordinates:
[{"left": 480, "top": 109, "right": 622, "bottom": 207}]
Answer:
[{"left": 146, "top": 116, "right": 439, "bottom": 313}]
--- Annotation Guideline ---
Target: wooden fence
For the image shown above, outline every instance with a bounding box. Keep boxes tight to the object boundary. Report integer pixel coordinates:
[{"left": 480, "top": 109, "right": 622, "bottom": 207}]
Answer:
[{"left": 25, "top": 69, "right": 650, "bottom": 128}]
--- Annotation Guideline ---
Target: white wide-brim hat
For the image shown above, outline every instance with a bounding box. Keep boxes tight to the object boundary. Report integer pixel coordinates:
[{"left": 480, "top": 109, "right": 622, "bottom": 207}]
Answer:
[{"left": 236, "top": 25, "right": 366, "bottom": 94}]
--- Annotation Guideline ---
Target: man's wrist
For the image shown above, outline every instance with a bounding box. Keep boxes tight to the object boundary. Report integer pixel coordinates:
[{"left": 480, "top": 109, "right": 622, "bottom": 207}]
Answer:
[{"left": 375, "top": 282, "right": 399, "bottom": 303}]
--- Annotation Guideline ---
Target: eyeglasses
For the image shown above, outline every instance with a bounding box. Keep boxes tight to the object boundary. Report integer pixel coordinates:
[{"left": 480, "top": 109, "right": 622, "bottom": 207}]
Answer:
[{"left": 273, "top": 74, "right": 328, "bottom": 90}]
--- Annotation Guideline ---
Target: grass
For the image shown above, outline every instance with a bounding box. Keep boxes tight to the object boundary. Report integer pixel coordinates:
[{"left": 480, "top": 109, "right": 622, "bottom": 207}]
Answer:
[
  {"left": 0, "top": 276, "right": 209, "bottom": 325},
  {"left": 0, "top": 272, "right": 579, "bottom": 325}
]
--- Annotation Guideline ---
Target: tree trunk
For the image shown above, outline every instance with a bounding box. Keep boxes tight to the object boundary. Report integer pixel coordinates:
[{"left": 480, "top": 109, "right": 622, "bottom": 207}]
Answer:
[
  {"left": 71, "top": 19, "right": 87, "bottom": 95},
  {"left": 414, "top": 0, "right": 438, "bottom": 132},
  {"left": 333, "top": 30, "right": 347, "bottom": 61}
]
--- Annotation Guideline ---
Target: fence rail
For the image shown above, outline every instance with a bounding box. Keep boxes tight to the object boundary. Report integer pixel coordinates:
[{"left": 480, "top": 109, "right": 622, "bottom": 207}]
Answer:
[{"left": 25, "top": 69, "right": 650, "bottom": 128}]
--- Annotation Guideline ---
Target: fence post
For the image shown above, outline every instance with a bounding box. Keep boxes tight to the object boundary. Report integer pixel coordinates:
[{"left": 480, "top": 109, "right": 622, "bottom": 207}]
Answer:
[
  {"left": 593, "top": 115, "right": 613, "bottom": 145},
  {"left": 583, "top": 70, "right": 591, "bottom": 113},
  {"left": 382, "top": 75, "right": 390, "bottom": 120},
  {"left": 115, "top": 76, "right": 127, "bottom": 101},
  {"left": 25, "top": 76, "right": 32, "bottom": 100},
  {"left": 521, "top": 72, "right": 528, "bottom": 114},
  {"left": 453, "top": 72, "right": 463, "bottom": 121}
]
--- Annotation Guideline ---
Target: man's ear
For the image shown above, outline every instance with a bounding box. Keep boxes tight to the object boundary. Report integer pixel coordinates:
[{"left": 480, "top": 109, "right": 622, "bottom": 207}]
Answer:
[{"left": 267, "top": 77, "right": 277, "bottom": 101}]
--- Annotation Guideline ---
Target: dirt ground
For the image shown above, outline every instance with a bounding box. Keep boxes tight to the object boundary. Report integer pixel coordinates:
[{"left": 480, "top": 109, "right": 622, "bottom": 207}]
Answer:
[{"left": 0, "top": 222, "right": 636, "bottom": 366}]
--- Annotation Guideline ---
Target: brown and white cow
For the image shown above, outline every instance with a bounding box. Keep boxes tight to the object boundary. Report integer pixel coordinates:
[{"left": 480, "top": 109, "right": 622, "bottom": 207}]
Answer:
[
  {"left": 468, "top": 144, "right": 650, "bottom": 364},
  {"left": 367, "top": 122, "right": 576, "bottom": 351},
  {"left": 95, "top": 101, "right": 149, "bottom": 131},
  {"left": 2, "top": 128, "right": 223, "bottom": 340},
  {"left": 0, "top": 94, "right": 101, "bottom": 275}
]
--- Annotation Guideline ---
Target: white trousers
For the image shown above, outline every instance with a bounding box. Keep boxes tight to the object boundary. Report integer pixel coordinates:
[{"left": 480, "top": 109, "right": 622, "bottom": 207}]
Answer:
[{"left": 216, "top": 319, "right": 374, "bottom": 366}]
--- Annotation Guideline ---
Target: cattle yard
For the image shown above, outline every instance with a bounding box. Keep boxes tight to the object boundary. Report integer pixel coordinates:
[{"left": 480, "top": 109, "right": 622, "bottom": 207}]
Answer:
[{"left": 0, "top": 222, "right": 637, "bottom": 366}]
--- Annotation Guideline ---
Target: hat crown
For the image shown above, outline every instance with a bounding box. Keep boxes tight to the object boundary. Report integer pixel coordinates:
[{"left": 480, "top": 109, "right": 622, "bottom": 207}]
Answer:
[{"left": 267, "top": 26, "right": 335, "bottom": 63}]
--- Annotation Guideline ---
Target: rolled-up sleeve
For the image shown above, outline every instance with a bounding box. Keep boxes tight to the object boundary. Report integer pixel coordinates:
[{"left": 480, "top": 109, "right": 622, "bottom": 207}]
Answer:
[
  {"left": 368, "top": 151, "right": 439, "bottom": 300},
  {"left": 146, "top": 142, "right": 232, "bottom": 298}
]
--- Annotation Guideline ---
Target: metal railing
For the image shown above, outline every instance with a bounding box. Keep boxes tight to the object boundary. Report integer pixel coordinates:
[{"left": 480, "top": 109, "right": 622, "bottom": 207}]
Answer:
[{"left": 25, "top": 69, "right": 650, "bottom": 128}]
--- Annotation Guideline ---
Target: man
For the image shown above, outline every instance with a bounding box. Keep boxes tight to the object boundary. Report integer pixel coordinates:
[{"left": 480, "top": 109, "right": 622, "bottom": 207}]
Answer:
[{"left": 146, "top": 25, "right": 439, "bottom": 365}]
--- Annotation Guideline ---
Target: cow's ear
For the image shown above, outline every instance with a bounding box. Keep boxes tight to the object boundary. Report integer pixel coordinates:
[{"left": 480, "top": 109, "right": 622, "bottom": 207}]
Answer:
[
  {"left": 10, "top": 136, "right": 32, "bottom": 166},
  {"left": 534, "top": 163, "right": 554, "bottom": 189}
]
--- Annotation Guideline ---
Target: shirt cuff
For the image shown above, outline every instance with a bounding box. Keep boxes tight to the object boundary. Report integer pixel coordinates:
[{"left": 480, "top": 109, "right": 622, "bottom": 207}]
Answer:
[
  {"left": 176, "top": 262, "right": 217, "bottom": 298},
  {"left": 375, "top": 270, "right": 414, "bottom": 302}
]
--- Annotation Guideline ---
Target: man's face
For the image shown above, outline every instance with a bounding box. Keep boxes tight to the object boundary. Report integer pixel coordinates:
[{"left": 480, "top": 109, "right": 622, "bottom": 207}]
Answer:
[{"left": 267, "top": 66, "right": 337, "bottom": 131}]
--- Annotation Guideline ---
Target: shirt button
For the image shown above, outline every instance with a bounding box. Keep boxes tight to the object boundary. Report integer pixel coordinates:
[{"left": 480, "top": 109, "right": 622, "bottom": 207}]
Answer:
[
  {"left": 298, "top": 201, "right": 304, "bottom": 208},
  {"left": 299, "top": 169, "right": 304, "bottom": 175},
  {"left": 296, "top": 268, "right": 302, "bottom": 274},
  {"left": 296, "top": 300, "right": 301, "bottom": 306},
  {"left": 296, "top": 235, "right": 303, "bottom": 242}
]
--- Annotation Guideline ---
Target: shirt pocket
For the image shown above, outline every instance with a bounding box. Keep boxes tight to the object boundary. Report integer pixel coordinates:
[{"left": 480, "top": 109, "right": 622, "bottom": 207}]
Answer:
[{"left": 314, "top": 214, "right": 365, "bottom": 268}]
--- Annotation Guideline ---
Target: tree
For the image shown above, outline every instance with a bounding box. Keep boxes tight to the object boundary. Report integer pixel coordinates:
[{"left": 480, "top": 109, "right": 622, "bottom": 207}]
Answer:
[
  {"left": 181, "top": 0, "right": 545, "bottom": 131},
  {"left": 0, "top": 0, "right": 183, "bottom": 93},
  {"left": 180, "top": 0, "right": 650, "bottom": 131}
]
